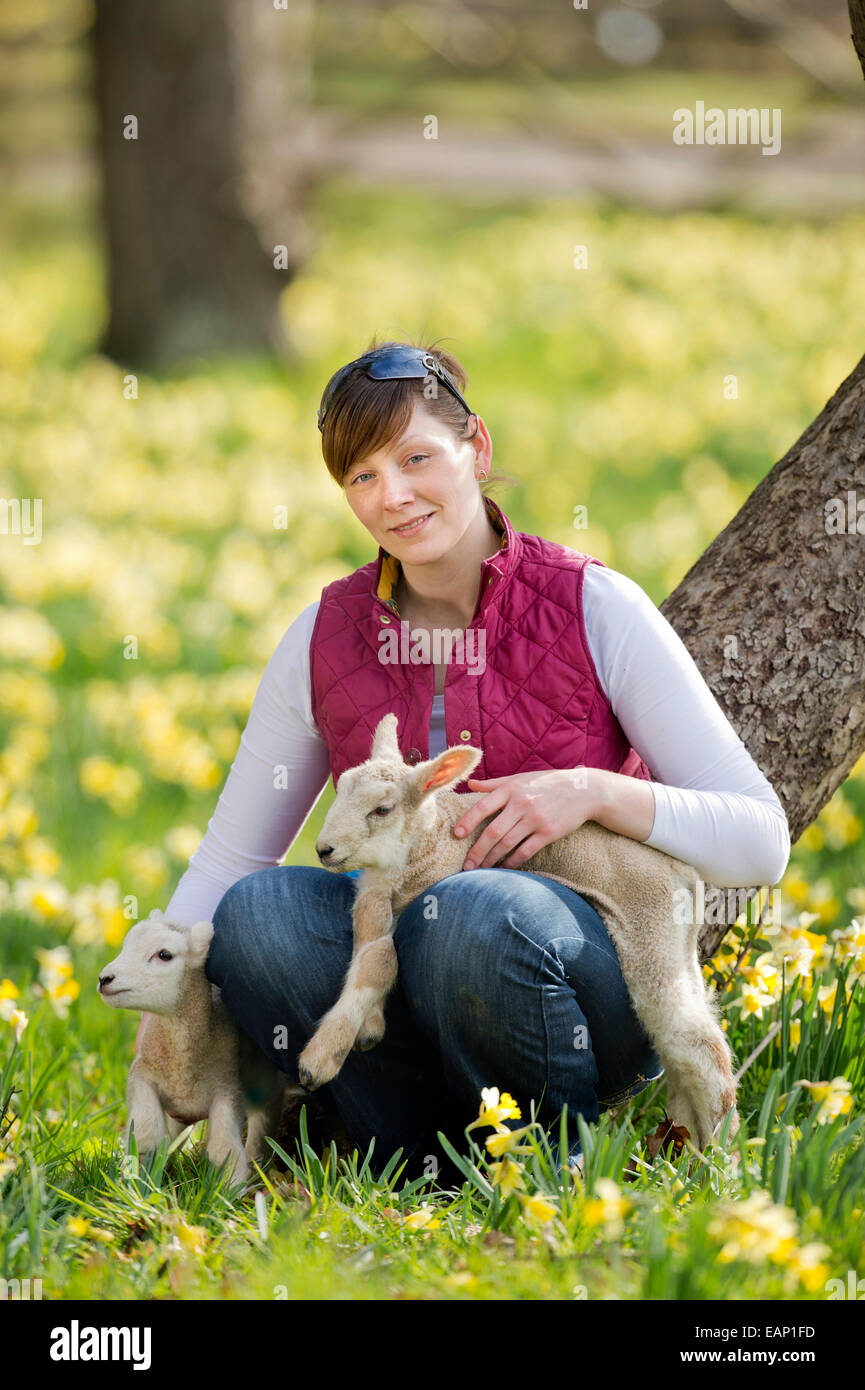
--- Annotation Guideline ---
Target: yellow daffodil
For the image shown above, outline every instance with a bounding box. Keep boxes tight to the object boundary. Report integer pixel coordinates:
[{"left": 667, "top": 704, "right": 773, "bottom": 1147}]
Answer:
[
  {"left": 740, "top": 952, "right": 782, "bottom": 996},
  {"left": 47, "top": 978, "right": 80, "bottom": 1018},
  {"left": 490, "top": 1157, "right": 526, "bottom": 1197},
  {"left": 785, "top": 1242, "right": 832, "bottom": 1293},
  {"left": 35, "top": 946, "right": 73, "bottom": 979},
  {"left": 67, "top": 1215, "right": 92, "bottom": 1238},
  {"left": 485, "top": 1125, "right": 534, "bottom": 1158},
  {"left": 817, "top": 981, "right": 836, "bottom": 1016},
  {"left": 708, "top": 1191, "right": 799, "bottom": 1265},
  {"left": 175, "top": 1222, "right": 208, "bottom": 1254},
  {"left": 403, "top": 1205, "right": 441, "bottom": 1231},
  {"left": 0, "top": 979, "right": 19, "bottom": 1002},
  {"left": 729, "top": 983, "right": 776, "bottom": 1020},
  {"left": 518, "top": 1192, "right": 558, "bottom": 1226},
  {"left": 800, "top": 1076, "right": 853, "bottom": 1124},
  {"left": 12, "top": 878, "right": 69, "bottom": 922},
  {"left": 467, "top": 1087, "right": 522, "bottom": 1133},
  {"left": 1, "top": 1001, "right": 28, "bottom": 1039},
  {"left": 582, "top": 1178, "right": 631, "bottom": 1237}
]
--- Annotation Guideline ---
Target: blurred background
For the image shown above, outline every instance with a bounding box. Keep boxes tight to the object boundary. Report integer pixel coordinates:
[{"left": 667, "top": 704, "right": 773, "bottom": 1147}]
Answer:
[{"left": 1, "top": 0, "right": 864, "bottom": 965}]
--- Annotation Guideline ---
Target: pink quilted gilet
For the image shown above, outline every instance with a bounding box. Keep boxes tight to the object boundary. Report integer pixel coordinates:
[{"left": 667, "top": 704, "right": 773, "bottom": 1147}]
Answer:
[{"left": 309, "top": 496, "right": 652, "bottom": 794}]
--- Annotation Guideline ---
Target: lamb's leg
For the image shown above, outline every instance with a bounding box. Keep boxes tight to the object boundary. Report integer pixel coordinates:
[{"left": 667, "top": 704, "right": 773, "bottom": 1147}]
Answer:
[
  {"left": 661, "top": 932, "right": 739, "bottom": 1147},
  {"left": 605, "top": 920, "right": 738, "bottom": 1152},
  {"left": 298, "top": 891, "right": 397, "bottom": 1091},
  {"left": 165, "top": 1114, "right": 187, "bottom": 1143},
  {"left": 125, "top": 1063, "right": 168, "bottom": 1154},
  {"left": 206, "top": 1089, "right": 249, "bottom": 1185}
]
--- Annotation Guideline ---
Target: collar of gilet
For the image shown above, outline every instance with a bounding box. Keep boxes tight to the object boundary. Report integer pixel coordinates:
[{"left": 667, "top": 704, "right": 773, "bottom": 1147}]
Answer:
[{"left": 371, "top": 494, "right": 522, "bottom": 622}]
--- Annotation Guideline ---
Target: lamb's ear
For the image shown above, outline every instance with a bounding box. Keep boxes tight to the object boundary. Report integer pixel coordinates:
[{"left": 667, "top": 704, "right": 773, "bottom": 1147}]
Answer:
[
  {"left": 408, "top": 745, "right": 482, "bottom": 803},
  {"left": 370, "top": 712, "right": 400, "bottom": 760},
  {"left": 187, "top": 920, "right": 214, "bottom": 961}
]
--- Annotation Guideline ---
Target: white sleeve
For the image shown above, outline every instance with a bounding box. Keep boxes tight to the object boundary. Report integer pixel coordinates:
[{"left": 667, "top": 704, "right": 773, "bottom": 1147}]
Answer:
[
  {"left": 581, "top": 563, "right": 791, "bottom": 888},
  {"left": 162, "top": 601, "right": 332, "bottom": 927}
]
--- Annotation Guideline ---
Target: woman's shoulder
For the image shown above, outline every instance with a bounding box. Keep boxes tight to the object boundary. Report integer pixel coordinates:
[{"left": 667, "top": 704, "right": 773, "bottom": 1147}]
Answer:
[
  {"left": 263, "top": 600, "right": 320, "bottom": 677},
  {"left": 582, "top": 560, "right": 659, "bottom": 610}
]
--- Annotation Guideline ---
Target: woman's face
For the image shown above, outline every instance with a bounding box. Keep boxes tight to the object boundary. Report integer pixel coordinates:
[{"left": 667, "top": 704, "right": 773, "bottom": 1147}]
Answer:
[{"left": 342, "top": 399, "right": 492, "bottom": 561}]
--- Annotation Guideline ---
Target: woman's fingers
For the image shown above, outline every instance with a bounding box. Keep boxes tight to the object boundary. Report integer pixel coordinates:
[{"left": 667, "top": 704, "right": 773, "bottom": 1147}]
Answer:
[{"left": 463, "top": 807, "right": 529, "bottom": 870}]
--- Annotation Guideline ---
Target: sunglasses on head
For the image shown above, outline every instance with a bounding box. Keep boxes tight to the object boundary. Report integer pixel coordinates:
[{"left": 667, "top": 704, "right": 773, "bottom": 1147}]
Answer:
[{"left": 317, "top": 346, "right": 473, "bottom": 432}]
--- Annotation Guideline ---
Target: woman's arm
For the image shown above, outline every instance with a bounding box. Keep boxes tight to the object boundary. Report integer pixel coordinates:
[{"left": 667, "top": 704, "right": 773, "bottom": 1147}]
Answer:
[
  {"left": 161, "top": 601, "right": 331, "bottom": 926},
  {"left": 581, "top": 563, "right": 791, "bottom": 888}
]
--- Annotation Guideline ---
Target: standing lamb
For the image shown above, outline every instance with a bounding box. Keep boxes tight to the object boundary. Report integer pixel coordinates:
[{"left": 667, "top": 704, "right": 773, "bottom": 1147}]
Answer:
[
  {"left": 98, "top": 910, "right": 287, "bottom": 1185},
  {"left": 298, "top": 712, "right": 739, "bottom": 1150}
]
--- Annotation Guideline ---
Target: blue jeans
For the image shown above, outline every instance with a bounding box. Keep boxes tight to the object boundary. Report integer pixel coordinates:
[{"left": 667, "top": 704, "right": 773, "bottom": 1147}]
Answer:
[{"left": 205, "top": 865, "right": 662, "bottom": 1182}]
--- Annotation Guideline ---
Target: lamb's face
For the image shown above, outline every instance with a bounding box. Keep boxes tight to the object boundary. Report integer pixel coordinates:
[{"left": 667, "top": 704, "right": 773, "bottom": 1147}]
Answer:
[
  {"left": 314, "top": 712, "right": 482, "bottom": 877},
  {"left": 316, "top": 761, "right": 418, "bottom": 874},
  {"left": 97, "top": 913, "right": 212, "bottom": 1015}
]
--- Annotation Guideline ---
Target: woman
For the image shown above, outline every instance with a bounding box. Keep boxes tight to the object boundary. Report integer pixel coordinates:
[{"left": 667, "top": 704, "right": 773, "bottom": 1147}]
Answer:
[{"left": 152, "top": 339, "right": 791, "bottom": 1179}]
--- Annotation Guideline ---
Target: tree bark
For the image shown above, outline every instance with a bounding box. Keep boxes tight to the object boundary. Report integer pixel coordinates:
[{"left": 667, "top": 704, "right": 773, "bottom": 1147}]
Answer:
[
  {"left": 680, "top": 2, "right": 865, "bottom": 958},
  {"left": 663, "top": 356, "right": 865, "bottom": 960},
  {"left": 91, "top": 0, "right": 316, "bottom": 365}
]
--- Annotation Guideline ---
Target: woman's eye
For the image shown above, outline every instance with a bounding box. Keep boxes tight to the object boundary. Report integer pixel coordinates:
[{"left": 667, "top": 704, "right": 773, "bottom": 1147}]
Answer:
[{"left": 351, "top": 456, "right": 425, "bottom": 484}]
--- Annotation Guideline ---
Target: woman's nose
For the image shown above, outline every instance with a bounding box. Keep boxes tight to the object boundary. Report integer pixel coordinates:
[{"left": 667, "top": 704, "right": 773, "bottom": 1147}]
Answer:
[{"left": 381, "top": 478, "right": 415, "bottom": 508}]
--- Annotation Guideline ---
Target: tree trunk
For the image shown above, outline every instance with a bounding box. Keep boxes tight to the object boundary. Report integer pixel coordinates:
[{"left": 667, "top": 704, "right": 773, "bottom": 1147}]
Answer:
[
  {"left": 91, "top": 0, "right": 316, "bottom": 365},
  {"left": 680, "top": 1, "right": 865, "bottom": 959},
  {"left": 663, "top": 356, "right": 865, "bottom": 960}
]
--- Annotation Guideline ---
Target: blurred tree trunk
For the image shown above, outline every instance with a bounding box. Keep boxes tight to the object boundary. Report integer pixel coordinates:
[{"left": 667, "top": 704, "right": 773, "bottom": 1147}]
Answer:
[{"left": 92, "top": 0, "right": 316, "bottom": 365}]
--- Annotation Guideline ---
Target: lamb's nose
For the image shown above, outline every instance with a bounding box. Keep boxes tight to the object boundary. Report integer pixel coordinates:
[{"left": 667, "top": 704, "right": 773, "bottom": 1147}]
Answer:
[
  {"left": 98, "top": 973, "right": 113, "bottom": 991},
  {"left": 316, "top": 844, "right": 334, "bottom": 862}
]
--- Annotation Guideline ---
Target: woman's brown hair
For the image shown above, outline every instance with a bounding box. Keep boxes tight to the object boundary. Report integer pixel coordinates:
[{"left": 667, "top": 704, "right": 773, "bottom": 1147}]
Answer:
[{"left": 319, "top": 333, "right": 512, "bottom": 498}]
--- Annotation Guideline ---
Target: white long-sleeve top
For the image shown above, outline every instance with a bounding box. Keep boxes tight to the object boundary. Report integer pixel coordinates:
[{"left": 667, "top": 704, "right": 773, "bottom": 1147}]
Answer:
[{"left": 163, "top": 562, "right": 791, "bottom": 926}]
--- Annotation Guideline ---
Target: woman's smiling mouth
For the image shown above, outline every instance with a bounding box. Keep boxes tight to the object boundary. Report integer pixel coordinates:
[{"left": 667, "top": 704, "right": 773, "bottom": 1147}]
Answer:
[{"left": 390, "top": 511, "right": 434, "bottom": 536}]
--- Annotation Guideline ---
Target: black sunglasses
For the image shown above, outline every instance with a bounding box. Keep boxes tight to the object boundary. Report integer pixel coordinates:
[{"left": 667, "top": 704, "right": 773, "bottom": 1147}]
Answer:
[{"left": 317, "top": 347, "right": 473, "bottom": 432}]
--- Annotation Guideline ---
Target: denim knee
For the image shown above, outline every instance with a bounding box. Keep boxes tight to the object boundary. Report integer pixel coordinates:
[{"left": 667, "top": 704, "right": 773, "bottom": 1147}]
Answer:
[
  {"left": 206, "top": 869, "right": 267, "bottom": 988},
  {"left": 394, "top": 870, "right": 550, "bottom": 1014}
]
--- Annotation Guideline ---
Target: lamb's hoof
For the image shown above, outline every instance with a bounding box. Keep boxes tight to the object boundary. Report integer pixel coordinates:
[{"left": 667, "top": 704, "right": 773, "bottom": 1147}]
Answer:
[
  {"left": 353, "top": 1033, "right": 379, "bottom": 1053},
  {"left": 297, "top": 1063, "right": 321, "bottom": 1093}
]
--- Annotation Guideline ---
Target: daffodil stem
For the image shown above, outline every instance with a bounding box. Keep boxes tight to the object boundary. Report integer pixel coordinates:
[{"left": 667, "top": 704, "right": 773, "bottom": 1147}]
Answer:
[{"left": 734, "top": 1018, "right": 783, "bottom": 1084}]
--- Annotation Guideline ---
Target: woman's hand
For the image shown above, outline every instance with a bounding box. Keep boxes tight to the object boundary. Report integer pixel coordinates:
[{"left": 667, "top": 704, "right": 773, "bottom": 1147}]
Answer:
[{"left": 453, "top": 768, "right": 600, "bottom": 871}]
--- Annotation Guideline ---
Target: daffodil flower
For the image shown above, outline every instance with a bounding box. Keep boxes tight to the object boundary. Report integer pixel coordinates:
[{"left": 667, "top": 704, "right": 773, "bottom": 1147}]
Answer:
[
  {"left": 485, "top": 1125, "right": 535, "bottom": 1158},
  {"left": 708, "top": 1190, "right": 799, "bottom": 1265},
  {"left": 518, "top": 1192, "right": 557, "bottom": 1225},
  {"left": 729, "top": 983, "right": 776, "bottom": 1019},
  {"left": 466, "top": 1087, "right": 522, "bottom": 1133},
  {"left": 403, "top": 1205, "right": 441, "bottom": 1231},
  {"left": 490, "top": 1156, "right": 525, "bottom": 1196},
  {"left": 800, "top": 1076, "right": 852, "bottom": 1124},
  {"left": 582, "top": 1178, "right": 631, "bottom": 1236}
]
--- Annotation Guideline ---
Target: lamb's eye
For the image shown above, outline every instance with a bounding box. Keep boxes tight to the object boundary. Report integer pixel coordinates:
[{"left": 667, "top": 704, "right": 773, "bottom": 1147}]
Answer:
[
  {"left": 370, "top": 805, "right": 393, "bottom": 817},
  {"left": 157, "top": 949, "right": 173, "bottom": 961}
]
